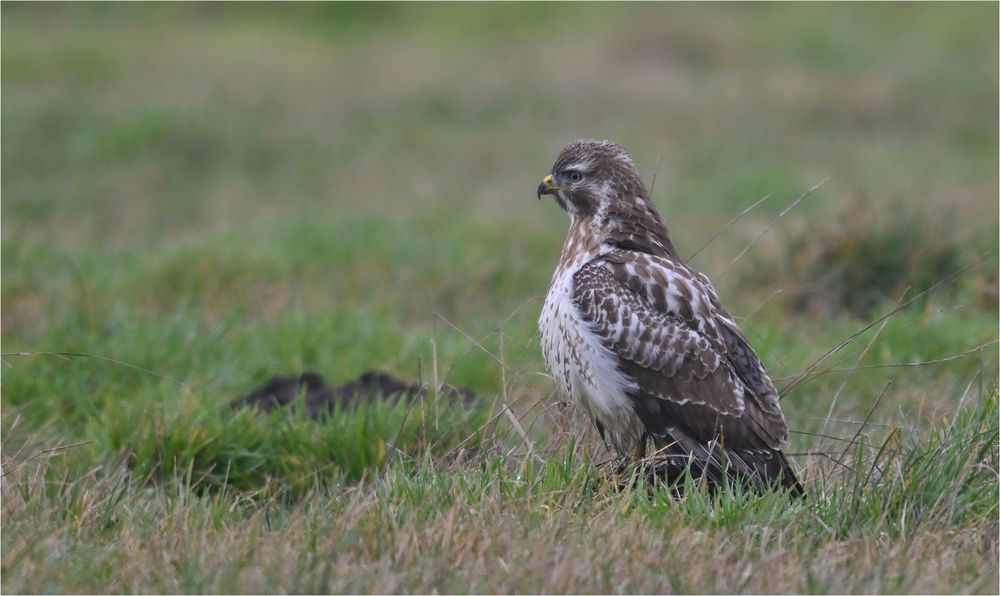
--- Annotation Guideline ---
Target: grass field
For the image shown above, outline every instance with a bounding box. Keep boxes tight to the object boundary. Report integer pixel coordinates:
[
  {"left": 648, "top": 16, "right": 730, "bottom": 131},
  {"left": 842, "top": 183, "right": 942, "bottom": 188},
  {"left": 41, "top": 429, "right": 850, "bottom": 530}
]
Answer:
[{"left": 2, "top": 4, "right": 998, "bottom": 593}]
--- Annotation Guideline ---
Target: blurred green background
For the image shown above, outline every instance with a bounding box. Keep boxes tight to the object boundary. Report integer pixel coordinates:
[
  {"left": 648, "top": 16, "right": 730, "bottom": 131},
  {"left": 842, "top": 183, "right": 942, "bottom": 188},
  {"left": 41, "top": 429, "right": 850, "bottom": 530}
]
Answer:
[{"left": 3, "top": 2, "right": 997, "bottom": 447}]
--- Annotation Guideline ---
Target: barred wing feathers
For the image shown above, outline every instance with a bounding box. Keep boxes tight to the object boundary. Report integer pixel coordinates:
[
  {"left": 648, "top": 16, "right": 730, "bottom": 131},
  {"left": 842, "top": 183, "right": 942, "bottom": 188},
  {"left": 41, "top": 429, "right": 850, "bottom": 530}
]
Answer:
[{"left": 573, "top": 251, "right": 801, "bottom": 493}]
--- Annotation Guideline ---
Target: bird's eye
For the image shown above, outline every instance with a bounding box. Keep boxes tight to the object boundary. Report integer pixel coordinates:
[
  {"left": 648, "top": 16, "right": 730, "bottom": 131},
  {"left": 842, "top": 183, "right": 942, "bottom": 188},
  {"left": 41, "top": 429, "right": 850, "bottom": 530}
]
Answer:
[{"left": 567, "top": 171, "right": 583, "bottom": 183}]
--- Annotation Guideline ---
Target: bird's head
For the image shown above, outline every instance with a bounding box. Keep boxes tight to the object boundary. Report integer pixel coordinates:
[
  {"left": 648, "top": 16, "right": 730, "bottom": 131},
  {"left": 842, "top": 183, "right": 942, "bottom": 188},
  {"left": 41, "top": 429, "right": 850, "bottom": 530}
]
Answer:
[
  {"left": 537, "top": 138, "right": 676, "bottom": 257},
  {"left": 537, "top": 139, "right": 647, "bottom": 218}
]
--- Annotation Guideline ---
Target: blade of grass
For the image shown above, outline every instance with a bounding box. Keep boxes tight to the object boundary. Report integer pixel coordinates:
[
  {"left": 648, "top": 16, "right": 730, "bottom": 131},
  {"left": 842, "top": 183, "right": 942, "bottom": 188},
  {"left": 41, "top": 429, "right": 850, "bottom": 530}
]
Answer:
[{"left": 718, "top": 178, "right": 828, "bottom": 279}]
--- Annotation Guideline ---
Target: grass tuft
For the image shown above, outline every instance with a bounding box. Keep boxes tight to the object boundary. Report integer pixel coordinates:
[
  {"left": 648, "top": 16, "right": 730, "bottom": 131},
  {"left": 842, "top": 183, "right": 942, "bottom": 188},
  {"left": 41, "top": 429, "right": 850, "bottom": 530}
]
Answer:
[
  {"left": 95, "top": 394, "right": 490, "bottom": 501},
  {"left": 747, "top": 196, "right": 997, "bottom": 317}
]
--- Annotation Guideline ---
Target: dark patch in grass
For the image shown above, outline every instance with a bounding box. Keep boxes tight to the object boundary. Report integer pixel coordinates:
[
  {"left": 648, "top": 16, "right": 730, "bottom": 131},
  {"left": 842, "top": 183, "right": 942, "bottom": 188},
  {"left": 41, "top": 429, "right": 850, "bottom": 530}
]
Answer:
[
  {"left": 230, "top": 370, "right": 479, "bottom": 418},
  {"left": 103, "top": 390, "right": 491, "bottom": 501}
]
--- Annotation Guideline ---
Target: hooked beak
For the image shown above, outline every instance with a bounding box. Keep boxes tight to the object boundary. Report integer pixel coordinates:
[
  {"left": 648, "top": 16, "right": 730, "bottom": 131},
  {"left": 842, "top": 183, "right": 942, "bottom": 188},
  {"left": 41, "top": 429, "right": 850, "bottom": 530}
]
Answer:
[{"left": 536, "top": 174, "right": 561, "bottom": 199}]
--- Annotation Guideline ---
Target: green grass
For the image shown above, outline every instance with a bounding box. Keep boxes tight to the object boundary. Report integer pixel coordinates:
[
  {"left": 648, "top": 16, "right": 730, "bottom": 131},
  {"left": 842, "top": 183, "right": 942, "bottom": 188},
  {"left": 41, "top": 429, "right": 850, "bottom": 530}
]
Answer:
[
  {"left": 3, "top": 3, "right": 998, "bottom": 594},
  {"left": 4, "top": 393, "right": 996, "bottom": 593}
]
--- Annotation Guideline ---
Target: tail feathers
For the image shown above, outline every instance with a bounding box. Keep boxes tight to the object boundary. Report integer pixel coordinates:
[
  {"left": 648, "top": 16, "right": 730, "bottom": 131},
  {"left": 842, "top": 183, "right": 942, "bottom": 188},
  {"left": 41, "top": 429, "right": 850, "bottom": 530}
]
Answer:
[{"left": 649, "top": 431, "right": 804, "bottom": 497}]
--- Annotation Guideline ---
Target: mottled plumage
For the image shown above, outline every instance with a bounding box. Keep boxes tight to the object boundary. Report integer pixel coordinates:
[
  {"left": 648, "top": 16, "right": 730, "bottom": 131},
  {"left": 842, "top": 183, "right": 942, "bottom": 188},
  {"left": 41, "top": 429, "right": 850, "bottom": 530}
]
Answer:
[{"left": 537, "top": 139, "right": 802, "bottom": 495}]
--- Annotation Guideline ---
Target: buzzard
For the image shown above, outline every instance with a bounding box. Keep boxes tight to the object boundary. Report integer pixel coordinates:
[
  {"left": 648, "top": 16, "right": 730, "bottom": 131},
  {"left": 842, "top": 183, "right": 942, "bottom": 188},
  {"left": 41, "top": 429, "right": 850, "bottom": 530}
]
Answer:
[{"left": 537, "top": 139, "right": 802, "bottom": 495}]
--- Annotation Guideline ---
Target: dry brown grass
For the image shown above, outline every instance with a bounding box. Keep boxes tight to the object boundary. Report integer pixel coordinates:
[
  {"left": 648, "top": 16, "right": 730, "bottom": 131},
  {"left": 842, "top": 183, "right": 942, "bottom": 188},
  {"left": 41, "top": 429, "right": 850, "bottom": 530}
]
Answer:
[{"left": 4, "top": 436, "right": 997, "bottom": 595}]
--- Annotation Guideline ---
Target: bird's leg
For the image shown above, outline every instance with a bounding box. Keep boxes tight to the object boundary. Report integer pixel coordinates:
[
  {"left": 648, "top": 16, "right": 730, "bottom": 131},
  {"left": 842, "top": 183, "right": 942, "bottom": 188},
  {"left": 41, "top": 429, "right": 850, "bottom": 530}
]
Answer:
[
  {"left": 631, "top": 439, "right": 646, "bottom": 464},
  {"left": 611, "top": 440, "right": 645, "bottom": 480},
  {"left": 609, "top": 437, "right": 654, "bottom": 491}
]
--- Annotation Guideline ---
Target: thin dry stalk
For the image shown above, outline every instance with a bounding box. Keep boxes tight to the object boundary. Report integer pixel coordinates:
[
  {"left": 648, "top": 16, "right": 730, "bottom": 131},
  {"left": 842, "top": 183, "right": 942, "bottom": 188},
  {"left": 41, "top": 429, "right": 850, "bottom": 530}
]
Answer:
[
  {"left": 434, "top": 313, "right": 517, "bottom": 377},
  {"left": 688, "top": 192, "right": 774, "bottom": 262},
  {"left": 741, "top": 288, "right": 784, "bottom": 324},
  {"left": 838, "top": 378, "right": 894, "bottom": 461},
  {"left": 437, "top": 294, "right": 541, "bottom": 385},
  {"left": 649, "top": 153, "right": 663, "bottom": 196},
  {"left": 431, "top": 338, "right": 440, "bottom": 431},
  {"left": 831, "top": 340, "right": 998, "bottom": 372},
  {"left": 503, "top": 406, "right": 541, "bottom": 463},
  {"left": 0, "top": 351, "right": 186, "bottom": 387},
  {"left": 1, "top": 440, "right": 95, "bottom": 477},
  {"left": 718, "top": 178, "right": 828, "bottom": 279},
  {"left": 820, "top": 306, "right": 894, "bottom": 440},
  {"left": 779, "top": 259, "right": 982, "bottom": 397}
]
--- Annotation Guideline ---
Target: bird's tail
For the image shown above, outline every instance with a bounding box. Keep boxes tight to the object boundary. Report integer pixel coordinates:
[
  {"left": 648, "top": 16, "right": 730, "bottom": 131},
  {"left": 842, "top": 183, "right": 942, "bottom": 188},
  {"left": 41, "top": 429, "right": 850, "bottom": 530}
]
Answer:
[{"left": 649, "top": 431, "right": 804, "bottom": 498}]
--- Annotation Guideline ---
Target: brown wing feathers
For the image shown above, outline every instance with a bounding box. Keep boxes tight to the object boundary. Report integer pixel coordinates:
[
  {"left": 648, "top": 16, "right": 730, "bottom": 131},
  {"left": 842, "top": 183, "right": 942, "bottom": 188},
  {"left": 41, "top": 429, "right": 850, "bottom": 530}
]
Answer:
[{"left": 573, "top": 253, "right": 802, "bottom": 494}]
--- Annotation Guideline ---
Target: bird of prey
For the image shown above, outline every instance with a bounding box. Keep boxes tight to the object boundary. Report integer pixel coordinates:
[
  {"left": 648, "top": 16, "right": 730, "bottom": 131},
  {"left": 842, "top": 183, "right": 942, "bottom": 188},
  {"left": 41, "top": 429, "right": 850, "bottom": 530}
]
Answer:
[{"left": 537, "top": 139, "right": 802, "bottom": 495}]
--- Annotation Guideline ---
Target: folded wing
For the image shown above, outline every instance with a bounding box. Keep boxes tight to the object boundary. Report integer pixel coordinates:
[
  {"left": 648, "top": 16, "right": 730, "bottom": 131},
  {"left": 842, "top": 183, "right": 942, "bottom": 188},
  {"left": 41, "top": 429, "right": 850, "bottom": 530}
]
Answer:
[{"left": 573, "top": 251, "right": 801, "bottom": 493}]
